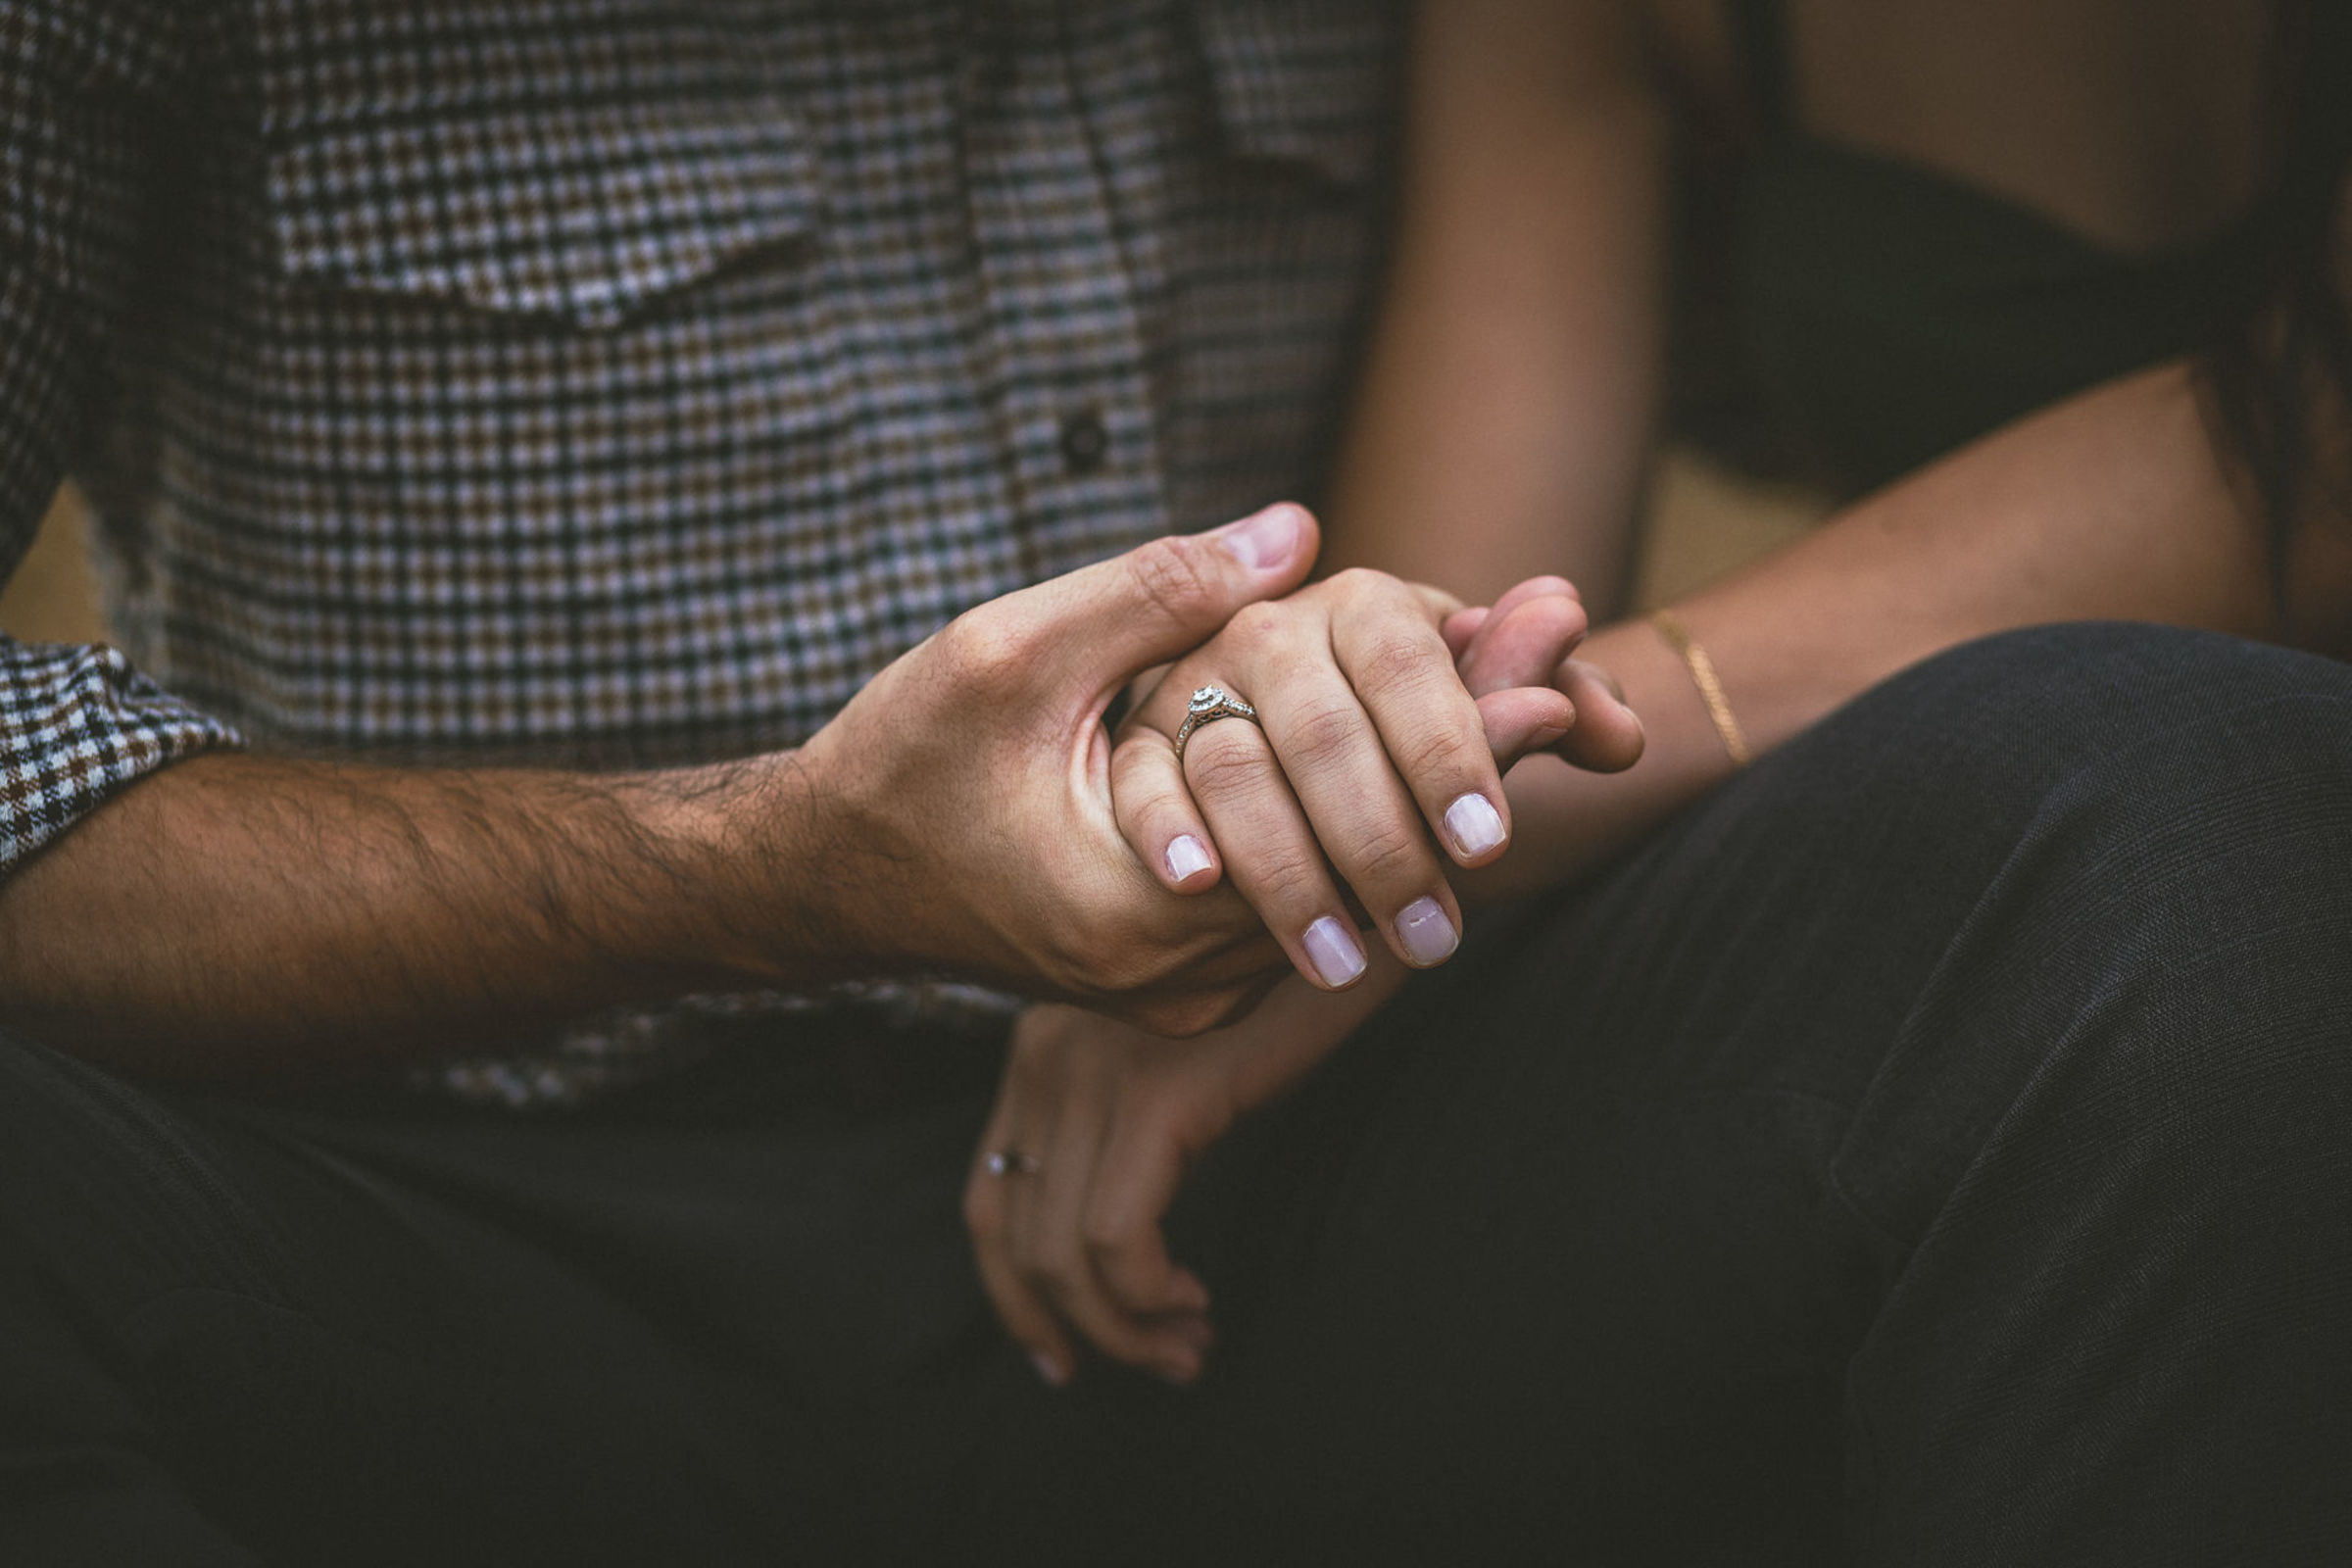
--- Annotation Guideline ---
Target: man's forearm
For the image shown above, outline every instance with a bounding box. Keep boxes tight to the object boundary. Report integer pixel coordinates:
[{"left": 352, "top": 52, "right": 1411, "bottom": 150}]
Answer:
[
  {"left": 1471, "top": 361, "right": 2352, "bottom": 904},
  {"left": 0, "top": 750, "right": 848, "bottom": 1075}
]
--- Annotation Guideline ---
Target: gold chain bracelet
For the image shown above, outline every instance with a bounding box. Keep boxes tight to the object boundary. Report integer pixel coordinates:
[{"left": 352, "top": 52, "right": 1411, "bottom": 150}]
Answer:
[{"left": 1649, "top": 609, "right": 1751, "bottom": 768}]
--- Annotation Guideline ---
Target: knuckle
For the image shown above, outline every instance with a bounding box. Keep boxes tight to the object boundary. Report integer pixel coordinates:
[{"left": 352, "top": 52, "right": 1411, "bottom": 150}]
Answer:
[
  {"left": 1181, "top": 729, "right": 1270, "bottom": 799},
  {"left": 1108, "top": 730, "right": 1172, "bottom": 787},
  {"left": 1129, "top": 997, "right": 1192, "bottom": 1036},
  {"left": 1140, "top": 993, "right": 1228, "bottom": 1037},
  {"left": 1125, "top": 537, "right": 1220, "bottom": 630},
  {"left": 1355, "top": 627, "right": 1445, "bottom": 697},
  {"left": 1080, "top": 1213, "right": 1133, "bottom": 1260},
  {"left": 1100, "top": 908, "right": 1182, "bottom": 979},
  {"left": 1051, "top": 915, "right": 1109, "bottom": 971},
  {"left": 1246, "top": 849, "right": 1329, "bottom": 914},
  {"left": 1204, "top": 985, "right": 1263, "bottom": 1031},
  {"left": 1067, "top": 930, "right": 1173, "bottom": 999},
  {"left": 935, "top": 611, "right": 1036, "bottom": 696},
  {"left": 1093, "top": 949, "right": 1168, "bottom": 998},
  {"left": 1326, "top": 565, "right": 1393, "bottom": 601},
  {"left": 1392, "top": 717, "right": 1483, "bottom": 788},
  {"left": 1280, "top": 698, "right": 1366, "bottom": 772},
  {"left": 1222, "top": 599, "right": 1291, "bottom": 654},
  {"left": 1041, "top": 914, "right": 1138, "bottom": 995},
  {"left": 1346, "top": 817, "right": 1433, "bottom": 889}
]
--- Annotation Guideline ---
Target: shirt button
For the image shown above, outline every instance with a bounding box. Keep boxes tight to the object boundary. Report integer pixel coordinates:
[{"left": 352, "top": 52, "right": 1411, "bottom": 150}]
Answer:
[{"left": 1058, "top": 408, "right": 1110, "bottom": 476}]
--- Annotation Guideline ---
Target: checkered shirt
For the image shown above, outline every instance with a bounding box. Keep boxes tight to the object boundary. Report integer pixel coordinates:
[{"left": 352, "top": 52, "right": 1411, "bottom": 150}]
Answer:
[{"left": 0, "top": 0, "right": 1399, "bottom": 1104}]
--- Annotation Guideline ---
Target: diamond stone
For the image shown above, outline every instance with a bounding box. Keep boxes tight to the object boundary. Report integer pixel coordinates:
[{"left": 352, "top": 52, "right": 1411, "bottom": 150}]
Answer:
[{"left": 1189, "top": 685, "right": 1225, "bottom": 712}]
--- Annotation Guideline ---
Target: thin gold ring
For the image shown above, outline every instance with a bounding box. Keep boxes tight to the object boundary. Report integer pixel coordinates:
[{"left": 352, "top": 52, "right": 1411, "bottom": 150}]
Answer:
[{"left": 1173, "top": 684, "right": 1261, "bottom": 762}]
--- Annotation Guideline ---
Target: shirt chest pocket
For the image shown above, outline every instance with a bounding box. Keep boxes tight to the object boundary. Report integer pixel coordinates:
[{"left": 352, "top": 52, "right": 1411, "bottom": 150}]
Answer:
[{"left": 255, "top": 9, "right": 822, "bottom": 328}]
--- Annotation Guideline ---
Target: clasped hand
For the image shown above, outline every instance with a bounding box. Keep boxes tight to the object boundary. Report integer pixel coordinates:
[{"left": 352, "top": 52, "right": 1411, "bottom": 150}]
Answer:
[
  {"left": 796, "top": 502, "right": 1631, "bottom": 1031},
  {"left": 901, "top": 512, "right": 1642, "bottom": 1388},
  {"left": 799, "top": 498, "right": 1633, "bottom": 1385}
]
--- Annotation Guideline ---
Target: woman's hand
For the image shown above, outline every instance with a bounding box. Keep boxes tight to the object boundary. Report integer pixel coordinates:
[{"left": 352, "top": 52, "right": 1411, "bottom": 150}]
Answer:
[
  {"left": 963, "top": 967, "right": 1404, "bottom": 1387},
  {"left": 1108, "top": 572, "right": 1642, "bottom": 993},
  {"left": 1443, "top": 575, "right": 1646, "bottom": 777},
  {"left": 1106, "top": 569, "right": 1562, "bottom": 991},
  {"left": 964, "top": 581, "right": 1645, "bottom": 1385}
]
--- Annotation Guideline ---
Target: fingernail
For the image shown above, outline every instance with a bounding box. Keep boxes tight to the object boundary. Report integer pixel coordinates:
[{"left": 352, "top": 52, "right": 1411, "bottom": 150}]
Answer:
[
  {"left": 1444, "top": 792, "right": 1506, "bottom": 858},
  {"left": 1301, "top": 916, "right": 1367, "bottom": 988},
  {"left": 1212, "top": 503, "right": 1303, "bottom": 571},
  {"left": 1164, "top": 834, "right": 1213, "bottom": 883},
  {"left": 1396, "top": 896, "right": 1459, "bottom": 966},
  {"left": 1031, "top": 1351, "right": 1069, "bottom": 1388}
]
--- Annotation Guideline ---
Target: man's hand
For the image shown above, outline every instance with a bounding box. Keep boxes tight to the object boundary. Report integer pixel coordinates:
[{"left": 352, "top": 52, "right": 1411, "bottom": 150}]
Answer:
[
  {"left": 788, "top": 504, "right": 1326, "bottom": 1031},
  {"left": 0, "top": 506, "right": 1323, "bottom": 1063}
]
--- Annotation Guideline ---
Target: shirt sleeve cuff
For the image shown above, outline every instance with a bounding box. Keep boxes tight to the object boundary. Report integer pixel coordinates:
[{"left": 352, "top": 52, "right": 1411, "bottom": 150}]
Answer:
[{"left": 0, "top": 636, "right": 243, "bottom": 875}]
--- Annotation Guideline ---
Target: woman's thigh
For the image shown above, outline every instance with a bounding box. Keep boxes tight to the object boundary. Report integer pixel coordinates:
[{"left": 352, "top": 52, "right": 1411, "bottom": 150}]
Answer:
[{"left": 980, "top": 624, "right": 2352, "bottom": 1564}]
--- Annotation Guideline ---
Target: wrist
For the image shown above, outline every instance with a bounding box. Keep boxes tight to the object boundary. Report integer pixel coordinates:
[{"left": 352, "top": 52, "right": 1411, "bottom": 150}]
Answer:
[{"left": 650, "top": 748, "right": 876, "bottom": 988}]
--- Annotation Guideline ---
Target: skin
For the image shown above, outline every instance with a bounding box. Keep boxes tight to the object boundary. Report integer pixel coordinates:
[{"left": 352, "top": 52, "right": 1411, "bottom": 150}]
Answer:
[
  {"left": 973, "top": 598, "right": 1624, "bottom": 1384},
  {"left": 0, "top": 504, "right": 1589, "bottom": 1070},
  {"left": 1322, "top": 0, "right": 1667, "bottom": 616},
  {"left": 1106, "top": 571, "right": 1641, "bottom": 987},
  {"left": 969, "top": 0, "right": 2352, "bottom": 1386}
]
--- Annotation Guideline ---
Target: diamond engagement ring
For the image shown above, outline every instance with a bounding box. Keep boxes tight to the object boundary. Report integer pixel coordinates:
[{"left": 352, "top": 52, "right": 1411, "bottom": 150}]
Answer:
[{"left": 1173, "top": 684, "right": 1260, "bottom": 761}]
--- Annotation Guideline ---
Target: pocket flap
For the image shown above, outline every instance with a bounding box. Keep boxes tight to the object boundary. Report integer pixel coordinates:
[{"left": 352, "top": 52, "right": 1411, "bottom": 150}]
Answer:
[{"left": 259, "top": 16, "right": 821, "bottom": 326}]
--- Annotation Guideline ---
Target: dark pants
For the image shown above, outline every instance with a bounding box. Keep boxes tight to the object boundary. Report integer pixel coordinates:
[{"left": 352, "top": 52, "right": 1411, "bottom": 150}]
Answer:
[{"left": 6, "top": 624, "right": 2352, "bottom": 1565}]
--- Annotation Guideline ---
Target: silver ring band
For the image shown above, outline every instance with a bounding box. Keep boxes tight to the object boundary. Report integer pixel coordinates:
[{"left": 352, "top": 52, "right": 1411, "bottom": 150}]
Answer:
[
  {"left": 985, "top": 1150, "right": 1042, "bottom": 1177},
  {"left": 1173, "top": 684, "right": 1260, "bottom": 762}
]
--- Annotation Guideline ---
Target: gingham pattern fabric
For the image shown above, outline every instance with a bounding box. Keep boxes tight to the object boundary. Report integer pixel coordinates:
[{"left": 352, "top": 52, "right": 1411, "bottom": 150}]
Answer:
[{"left": 0, "top": 0, "right": 1399, "bottom": 1104}]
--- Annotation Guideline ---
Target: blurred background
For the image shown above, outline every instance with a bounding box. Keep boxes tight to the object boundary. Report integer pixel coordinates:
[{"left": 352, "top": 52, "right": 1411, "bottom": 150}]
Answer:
[{"left": 2, "top": 488, "right": 106, "bottom": 644}]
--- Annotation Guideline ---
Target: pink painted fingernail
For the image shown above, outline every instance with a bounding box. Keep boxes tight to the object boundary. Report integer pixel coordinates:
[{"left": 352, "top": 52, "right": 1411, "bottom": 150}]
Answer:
[
  {"left": 1165, "top": 834, "right": 1214, "bottom": 883},
  {"left": 1211, "top": 503, "right": 1305, "bottom": 570},
  {"left": 1396, "top": 897, "right": 1459, "bottom": 966},
  {"left": 1444, "top": 792, "right": 1506, "bottom": 858},
  {"left": 1301, "top": 916, "right": 1368, "bottom": 988},
  {"left": 1031, "top": 1351, "right": 1069, "bottom": 1388}
]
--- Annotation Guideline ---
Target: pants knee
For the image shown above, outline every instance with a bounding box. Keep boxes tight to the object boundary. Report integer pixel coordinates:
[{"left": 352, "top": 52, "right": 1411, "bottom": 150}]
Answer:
[{"left": 1773, "top": 623, "right": 2352, "bottom": 874}]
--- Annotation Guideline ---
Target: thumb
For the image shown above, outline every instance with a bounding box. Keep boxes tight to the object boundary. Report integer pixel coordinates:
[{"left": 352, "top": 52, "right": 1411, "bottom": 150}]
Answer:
[{"left": 1021, "top": 504, "right": 1319, "bottom": 693}]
